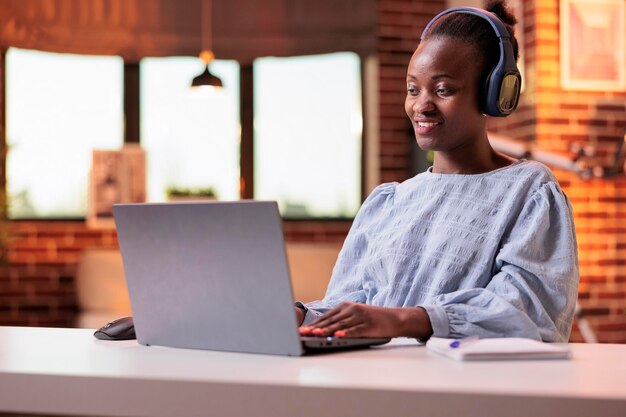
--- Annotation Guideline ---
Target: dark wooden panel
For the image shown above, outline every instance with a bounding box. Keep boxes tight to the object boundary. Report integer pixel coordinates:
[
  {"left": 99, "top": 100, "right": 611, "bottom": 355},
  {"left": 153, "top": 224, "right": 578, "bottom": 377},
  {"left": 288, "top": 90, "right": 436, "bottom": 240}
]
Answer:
[
  {"left": 123, "top": 62, "right": 140, "bottom": 143},
  {"left": 0, "top": 0, "right": 377, "bottom": 61},
  {"left": 239, "top": 64, "right": 254, "bottom": 199}
]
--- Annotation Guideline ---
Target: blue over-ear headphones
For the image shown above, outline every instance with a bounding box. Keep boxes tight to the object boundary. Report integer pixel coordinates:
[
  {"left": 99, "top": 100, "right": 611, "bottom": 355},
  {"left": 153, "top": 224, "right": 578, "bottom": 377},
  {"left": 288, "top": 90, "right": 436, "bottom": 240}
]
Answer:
[{"left": 420, "top": 7, "right": 521, "bottom": 117}]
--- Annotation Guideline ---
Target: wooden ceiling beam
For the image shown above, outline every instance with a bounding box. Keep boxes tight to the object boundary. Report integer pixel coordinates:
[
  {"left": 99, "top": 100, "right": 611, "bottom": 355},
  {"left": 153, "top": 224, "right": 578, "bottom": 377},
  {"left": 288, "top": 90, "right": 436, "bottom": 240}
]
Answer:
[{"left": 0, "top": 0, "right": 376, "bottom": 62}]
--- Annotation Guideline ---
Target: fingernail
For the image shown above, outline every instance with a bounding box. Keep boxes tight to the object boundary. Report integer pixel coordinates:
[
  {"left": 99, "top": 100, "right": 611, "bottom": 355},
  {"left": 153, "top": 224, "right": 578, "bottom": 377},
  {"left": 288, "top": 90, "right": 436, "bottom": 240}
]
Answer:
[
  {"left": 334, "top": 330, "right": 346, "bottom": 337},
  {"left": 298, "top": 327, "right": 312, "bottom": 335},
  {"left": 312, "top": 328, "right": 325, "bottom": 336}
]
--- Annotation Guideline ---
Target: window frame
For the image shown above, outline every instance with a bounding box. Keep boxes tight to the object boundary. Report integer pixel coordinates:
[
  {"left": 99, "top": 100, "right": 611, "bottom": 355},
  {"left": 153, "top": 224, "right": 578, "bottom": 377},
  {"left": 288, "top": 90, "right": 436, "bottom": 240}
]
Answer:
[
  {"left": 3, "top": 47, "right": 125, "bottom": 220},
  {"left": 1, "top": 50, "right": 370, "bottom": 221},
  {"left": 244, "top": 53, "right": 367, "bottom": 221}
]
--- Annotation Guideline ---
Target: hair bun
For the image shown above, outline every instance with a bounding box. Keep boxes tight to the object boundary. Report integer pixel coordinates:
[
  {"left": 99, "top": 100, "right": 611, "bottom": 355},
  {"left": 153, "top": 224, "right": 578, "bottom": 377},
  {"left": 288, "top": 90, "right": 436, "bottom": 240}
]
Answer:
[{"left": 485, "top": 0, "right": 517, "bottom": 27}]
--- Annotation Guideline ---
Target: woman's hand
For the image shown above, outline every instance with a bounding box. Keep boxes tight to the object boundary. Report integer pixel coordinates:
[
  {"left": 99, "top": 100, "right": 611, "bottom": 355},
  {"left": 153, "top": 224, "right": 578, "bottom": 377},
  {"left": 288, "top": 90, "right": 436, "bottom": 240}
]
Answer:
[
  {"left": 301, "top": 302, "right": 433, "bottom": 339},
  {"left": 294, "top": 306, "right": 305, "bottom": 326}
]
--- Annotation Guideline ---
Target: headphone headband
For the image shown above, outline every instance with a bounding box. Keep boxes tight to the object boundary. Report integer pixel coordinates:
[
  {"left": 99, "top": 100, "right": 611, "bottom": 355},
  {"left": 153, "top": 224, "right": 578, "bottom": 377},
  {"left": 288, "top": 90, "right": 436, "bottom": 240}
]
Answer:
[
  {"left": 420, "top": 7, "right": 511, "bottom": 40},
  {"left": 419, "top": 6, "right": 521, "bottom": 117}
]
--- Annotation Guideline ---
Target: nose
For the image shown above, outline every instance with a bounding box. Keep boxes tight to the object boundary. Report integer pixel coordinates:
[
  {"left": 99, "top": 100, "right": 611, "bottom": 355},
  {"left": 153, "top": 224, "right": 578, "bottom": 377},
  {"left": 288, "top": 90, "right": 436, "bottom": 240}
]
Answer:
[{"left": 411, "top": 93, "right": 436, "bottom": 116}]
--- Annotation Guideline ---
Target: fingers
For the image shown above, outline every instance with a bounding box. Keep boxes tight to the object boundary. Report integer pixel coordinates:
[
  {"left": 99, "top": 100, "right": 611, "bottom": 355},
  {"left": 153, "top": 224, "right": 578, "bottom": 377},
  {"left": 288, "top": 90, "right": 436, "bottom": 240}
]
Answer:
[
  {"left": 294, "top": 307, "right": 305, "bottom": 326},
  {"left": 300, "top": 302, "right": 366, "bottom": 337},
  {"left": 307, "top": 303, "right": 356, "bottom": 331},
  {"left": 299, "top": 322, "right": 367, "bottom": 338},
  {"left": 307, "top": 305, "right": 343, "bottom": 327},
  {"left": 339, "top": 323, "right": 369, "bottom": 338},
  {"left": 309, "top": 302, "right": 357, "bottom": 325},
  {"left": 299, "top": 319, "right": 359, "bottom": 337},
  {"left": 310, "top": 308, "right": 354, "bottom": 330}
]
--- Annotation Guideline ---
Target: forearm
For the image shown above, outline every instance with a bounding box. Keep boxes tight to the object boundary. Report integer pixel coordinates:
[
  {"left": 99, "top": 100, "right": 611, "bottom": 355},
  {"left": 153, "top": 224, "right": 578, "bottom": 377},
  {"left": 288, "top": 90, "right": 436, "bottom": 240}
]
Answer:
[
  {"left": 394, "top": 306, "right": 433, "bottom": 340},
  {"left": 423, "top": 265, "right": 577, "bottom": 341}
]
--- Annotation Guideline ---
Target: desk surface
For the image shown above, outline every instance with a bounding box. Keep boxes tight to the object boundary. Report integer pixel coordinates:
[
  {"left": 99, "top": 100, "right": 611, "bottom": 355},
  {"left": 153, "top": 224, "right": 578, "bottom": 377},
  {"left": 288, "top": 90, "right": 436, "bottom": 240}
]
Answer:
[{"left": 0, "top": 326, "right": 625, "bottom": 417}]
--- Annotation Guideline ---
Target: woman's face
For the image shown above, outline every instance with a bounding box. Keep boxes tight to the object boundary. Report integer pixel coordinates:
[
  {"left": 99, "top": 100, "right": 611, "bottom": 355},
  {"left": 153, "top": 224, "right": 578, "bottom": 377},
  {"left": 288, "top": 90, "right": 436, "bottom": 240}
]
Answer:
[{"left": 405, "top": 37, "right": 487, "bottom": 153}]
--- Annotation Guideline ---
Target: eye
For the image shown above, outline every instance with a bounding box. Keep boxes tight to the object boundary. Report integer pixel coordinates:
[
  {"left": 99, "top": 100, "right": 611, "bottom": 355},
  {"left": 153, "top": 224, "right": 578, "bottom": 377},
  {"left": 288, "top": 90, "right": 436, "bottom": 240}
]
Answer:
[
  {"left": 407, "top": 85, "right": 419, "bottom": 96},
  {"left": 436, "top": 87, "right": 454, "bottom": 97}
]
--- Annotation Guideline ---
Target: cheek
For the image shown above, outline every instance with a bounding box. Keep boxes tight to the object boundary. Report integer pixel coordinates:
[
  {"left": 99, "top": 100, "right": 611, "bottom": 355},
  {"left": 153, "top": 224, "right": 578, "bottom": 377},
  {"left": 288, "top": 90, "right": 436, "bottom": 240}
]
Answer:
[
  {"left": 446, "top": 96, "right": 481, "bottom": 121},
  {"left": 404, "top": 97, "right": 413, "bottom": 118}
]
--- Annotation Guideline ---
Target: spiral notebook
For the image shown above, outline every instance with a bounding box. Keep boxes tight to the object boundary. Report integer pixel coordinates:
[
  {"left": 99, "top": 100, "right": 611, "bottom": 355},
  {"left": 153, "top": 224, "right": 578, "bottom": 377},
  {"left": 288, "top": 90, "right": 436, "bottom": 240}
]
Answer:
[{"left": 426, "top": 337, "right": 571, "bottom": 361}]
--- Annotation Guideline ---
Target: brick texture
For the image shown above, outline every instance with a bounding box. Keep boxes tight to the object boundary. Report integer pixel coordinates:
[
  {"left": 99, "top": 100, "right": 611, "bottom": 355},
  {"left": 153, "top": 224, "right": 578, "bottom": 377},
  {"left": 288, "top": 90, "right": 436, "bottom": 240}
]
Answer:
[
  {"left": 377, "top": 0, "right": 444, "bottom": 182},
  {"left": 1, "top": 0, "right": 625, "bottom": 343},
  {"left": 0, "top": 220, "right": 349, "bottom": 327},
  {"left": 490, "top": 0, "right": 626, "bottom": 343},
  {"left": 0, "top": 222, "right": 118, "bottom": 326}
]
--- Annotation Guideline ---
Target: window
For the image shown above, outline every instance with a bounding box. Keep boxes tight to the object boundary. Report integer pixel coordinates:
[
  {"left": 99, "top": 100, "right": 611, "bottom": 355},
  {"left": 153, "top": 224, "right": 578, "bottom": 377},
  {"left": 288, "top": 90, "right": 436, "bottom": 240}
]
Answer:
[
  {"left": 140, "top": 57, "right": 240, "bottom": 202},
  {"left": 6, "top": 50, "right": 360, "bottom": 219},
  {"left": 6, "top": 48, "right": 124, "bottom": 218},
  {"left": 253, "top": 52, "right": 362, "bottom": 218}
]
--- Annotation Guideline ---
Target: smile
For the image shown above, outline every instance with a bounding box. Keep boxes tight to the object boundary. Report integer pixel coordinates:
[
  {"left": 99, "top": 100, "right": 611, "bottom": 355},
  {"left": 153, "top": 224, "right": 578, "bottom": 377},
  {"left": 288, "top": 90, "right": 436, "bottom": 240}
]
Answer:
[
  {"left": 414, "top": 120, "right": 442, "bottom": 135},
  {"left": 417, "top": 121, "right": 440, "bottom": 127}
]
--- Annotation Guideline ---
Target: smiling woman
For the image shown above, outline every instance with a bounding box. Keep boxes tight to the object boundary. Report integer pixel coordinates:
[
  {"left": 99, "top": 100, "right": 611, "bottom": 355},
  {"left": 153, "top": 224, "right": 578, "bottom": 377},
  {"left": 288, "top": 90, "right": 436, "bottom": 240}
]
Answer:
[
  {"left": 296, "top": 1, "right": 579, "bottom": 344},
  {"left": 405, "top": 37, "right": 489, "bottom": 160}
]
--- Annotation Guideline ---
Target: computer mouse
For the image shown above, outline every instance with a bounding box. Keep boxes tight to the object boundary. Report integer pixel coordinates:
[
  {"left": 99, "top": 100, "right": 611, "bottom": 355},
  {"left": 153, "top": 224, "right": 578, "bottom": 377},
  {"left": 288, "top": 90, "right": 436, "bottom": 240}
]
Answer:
[{"left": 93, "top": 316, "right": 136, "bottom": 341}]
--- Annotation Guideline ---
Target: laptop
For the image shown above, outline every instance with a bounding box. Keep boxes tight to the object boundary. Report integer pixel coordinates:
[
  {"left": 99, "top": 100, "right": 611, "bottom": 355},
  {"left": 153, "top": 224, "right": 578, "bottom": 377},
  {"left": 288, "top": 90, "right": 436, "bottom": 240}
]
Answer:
[{"left": 112, "top": 201, "right": 390, "bottom": 356}]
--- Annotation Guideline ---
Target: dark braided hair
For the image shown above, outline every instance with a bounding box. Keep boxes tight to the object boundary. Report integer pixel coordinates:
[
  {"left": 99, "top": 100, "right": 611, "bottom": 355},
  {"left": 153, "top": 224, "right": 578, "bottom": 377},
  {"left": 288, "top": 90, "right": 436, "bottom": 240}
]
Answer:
[{"left": 421, "top": 0, "right": 519, "bottom": 78}]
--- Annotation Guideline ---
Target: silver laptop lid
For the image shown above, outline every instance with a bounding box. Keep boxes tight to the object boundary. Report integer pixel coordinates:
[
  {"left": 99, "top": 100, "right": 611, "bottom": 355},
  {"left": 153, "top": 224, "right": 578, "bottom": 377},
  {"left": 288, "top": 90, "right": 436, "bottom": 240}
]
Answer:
[{"left": 113, "top": 201, "right": 304, "bottom": 356}]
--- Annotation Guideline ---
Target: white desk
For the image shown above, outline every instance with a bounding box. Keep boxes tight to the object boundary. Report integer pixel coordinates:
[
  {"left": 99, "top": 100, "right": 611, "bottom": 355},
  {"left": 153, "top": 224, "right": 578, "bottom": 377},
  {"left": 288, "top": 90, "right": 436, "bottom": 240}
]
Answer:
[{"left": 0, "top": 327, "right": 624, "bottom": 417}]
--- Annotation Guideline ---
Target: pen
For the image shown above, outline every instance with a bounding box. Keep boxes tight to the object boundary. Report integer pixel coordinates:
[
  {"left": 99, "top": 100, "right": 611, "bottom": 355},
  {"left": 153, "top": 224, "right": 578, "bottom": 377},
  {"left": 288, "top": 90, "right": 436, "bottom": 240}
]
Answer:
[{"left": 449, "top": 336, "right": 479, "bottom": 349}]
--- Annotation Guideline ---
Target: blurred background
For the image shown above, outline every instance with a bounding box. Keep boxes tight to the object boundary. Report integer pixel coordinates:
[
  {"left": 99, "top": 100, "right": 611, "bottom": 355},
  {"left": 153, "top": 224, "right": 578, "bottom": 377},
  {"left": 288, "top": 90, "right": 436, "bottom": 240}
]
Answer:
[{"left": 0, "top": 0, "right": 625, "bottom": 343}]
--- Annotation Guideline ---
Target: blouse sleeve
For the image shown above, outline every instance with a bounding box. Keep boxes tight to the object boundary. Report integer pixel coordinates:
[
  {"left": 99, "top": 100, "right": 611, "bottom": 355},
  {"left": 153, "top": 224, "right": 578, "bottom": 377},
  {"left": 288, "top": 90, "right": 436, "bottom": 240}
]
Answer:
[
  {"left": 299, "top": 183, "right": 396, "bottom": 325},
  {"left": 421, "top": 182, "right": 580, "bottom": 342}
]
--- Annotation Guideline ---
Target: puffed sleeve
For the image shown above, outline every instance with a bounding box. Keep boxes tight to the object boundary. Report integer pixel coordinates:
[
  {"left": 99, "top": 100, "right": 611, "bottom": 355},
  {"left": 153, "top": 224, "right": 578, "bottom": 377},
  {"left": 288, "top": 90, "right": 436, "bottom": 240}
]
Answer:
[
  {"left": 421, "top": 182, "right": 579, "bottom": 342},
  {"left": 299, "top": 182, "right": 396, "bottom": 325}
]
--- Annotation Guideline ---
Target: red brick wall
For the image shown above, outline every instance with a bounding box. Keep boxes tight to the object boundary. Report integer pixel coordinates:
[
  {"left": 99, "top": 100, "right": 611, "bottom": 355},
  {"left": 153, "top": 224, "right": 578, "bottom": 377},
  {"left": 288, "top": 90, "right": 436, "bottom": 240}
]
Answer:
[
  {"left": 0, "top": 222, "right": 118, "bottom": 327},
  {"left": 2, "top": 0, "right": 626, "bottom": 343},
  {"left": 490, "top": 0, "right": 626, "bottom": 343},
  {"left": 0, "top": 0, "right": 445, "bottom": 328},
  {"left": 561, "top": 176, "right": 626, "bottom": 343},
  {"left": 0, "top": 221, "right": 350, "bottom": 327},
  {"left": 488, "top": 0, "right": 538, "bottom": 142},
  {"left": 378, "top": 0, "right": 445, "bottom": 183}
]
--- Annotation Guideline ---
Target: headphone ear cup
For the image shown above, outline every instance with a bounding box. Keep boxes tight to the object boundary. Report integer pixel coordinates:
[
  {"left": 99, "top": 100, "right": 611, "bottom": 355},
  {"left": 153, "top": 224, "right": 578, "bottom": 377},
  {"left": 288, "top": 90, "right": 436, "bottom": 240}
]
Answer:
[
  {"left": 481, "top": 67, "right": 496, "bottom": 115},
  {"left": 483, "top": 63, "right": 520, "bottom": 117},
  {"left": 497, "top": 72, "right": 521, "bottom": 115}
]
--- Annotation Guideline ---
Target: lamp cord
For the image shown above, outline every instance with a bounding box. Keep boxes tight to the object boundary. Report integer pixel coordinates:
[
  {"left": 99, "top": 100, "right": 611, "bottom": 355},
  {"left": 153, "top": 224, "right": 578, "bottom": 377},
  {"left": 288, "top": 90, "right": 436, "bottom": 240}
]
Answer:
[{"left": 201, "top": 0, "right": 212, "bottom": 55}]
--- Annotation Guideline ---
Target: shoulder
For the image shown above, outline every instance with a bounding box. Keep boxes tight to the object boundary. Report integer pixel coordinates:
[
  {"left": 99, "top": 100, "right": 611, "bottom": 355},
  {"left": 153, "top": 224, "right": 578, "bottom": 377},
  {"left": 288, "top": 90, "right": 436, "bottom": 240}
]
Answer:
[
  {"left": 510, "top": 159, "right": 558, "bottom": 184},
  {"left": 361, "top": 182, "right": 397, "bottom": 209},
  {"left": 504, "top": 160, "right": 573, "bottom": 214},
  {"left": 492, "top": 160, "right": 563, "bottom": 198},
  {"left": 348, "top": 182, "right": 398, "bottom": 228}
]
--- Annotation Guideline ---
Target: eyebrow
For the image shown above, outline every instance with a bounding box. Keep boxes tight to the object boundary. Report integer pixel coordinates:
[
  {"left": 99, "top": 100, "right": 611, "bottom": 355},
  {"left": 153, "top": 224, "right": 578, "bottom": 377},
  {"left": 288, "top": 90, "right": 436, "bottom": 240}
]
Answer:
[{"left": 406, "top": 73, "right": 455, "bottom": 81}]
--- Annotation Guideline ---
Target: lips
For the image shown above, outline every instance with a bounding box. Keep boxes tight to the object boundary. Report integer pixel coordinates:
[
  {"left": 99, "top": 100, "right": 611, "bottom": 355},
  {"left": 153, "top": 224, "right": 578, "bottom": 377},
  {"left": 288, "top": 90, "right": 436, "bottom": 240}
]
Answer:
[
  {"left": 413, "top": 119, "right": 442, "bottom": 135},
  {"left": 417, "top": 121, "right": 439, "bottom": 127}
]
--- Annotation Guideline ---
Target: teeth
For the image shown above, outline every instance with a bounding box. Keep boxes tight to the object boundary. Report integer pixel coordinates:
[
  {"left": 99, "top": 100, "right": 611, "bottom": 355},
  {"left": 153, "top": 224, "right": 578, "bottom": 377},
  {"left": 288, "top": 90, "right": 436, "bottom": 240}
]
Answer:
[{"left": 417, "top": 122, "right": 438, "bottom": 127}]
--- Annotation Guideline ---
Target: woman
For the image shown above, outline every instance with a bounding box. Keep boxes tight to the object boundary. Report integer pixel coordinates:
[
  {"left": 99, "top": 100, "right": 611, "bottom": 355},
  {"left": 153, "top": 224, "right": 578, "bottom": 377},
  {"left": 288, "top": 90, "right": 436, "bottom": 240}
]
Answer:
[{"left": 296, "top": 1, "right": 579, "bottom": 342}]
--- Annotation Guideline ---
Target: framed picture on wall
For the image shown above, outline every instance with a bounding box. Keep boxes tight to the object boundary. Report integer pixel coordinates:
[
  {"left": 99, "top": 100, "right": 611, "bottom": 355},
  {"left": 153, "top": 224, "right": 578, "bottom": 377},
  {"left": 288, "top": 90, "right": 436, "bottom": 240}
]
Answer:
[
  {"left": 560, "top": 0, "right": 626, "bottom": 91},
  {"left": 88, "top": 145, "right": 146, "bottom": 229}
]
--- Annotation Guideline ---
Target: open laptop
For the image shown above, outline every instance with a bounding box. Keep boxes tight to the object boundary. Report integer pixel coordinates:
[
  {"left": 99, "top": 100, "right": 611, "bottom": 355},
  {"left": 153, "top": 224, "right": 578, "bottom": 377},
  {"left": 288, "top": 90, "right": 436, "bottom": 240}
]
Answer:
[{"left": 112, "top": 201, "right": 390, "bottom": 356}]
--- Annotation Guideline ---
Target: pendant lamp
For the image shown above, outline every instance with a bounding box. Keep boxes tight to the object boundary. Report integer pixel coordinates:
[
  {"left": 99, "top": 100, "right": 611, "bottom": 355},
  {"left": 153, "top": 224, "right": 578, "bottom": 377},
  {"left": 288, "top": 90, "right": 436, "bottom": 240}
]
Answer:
[{"left": 191, "top": 0, "right": 223, "bottom": 89}]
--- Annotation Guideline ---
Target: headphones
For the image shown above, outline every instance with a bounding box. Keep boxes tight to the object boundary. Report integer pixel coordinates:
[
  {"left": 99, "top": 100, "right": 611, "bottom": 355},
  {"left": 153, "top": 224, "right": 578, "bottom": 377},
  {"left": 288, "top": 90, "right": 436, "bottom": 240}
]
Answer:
[{"left": 420, "top": 7, "right": 521, "bottom": 117}]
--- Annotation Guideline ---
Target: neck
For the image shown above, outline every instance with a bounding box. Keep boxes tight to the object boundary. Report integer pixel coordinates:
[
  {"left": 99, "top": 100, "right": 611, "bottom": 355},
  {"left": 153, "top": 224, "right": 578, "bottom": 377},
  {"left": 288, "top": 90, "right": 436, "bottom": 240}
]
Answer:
[{"left": 431, "top": 136, "right": 517, "bottom": 175}]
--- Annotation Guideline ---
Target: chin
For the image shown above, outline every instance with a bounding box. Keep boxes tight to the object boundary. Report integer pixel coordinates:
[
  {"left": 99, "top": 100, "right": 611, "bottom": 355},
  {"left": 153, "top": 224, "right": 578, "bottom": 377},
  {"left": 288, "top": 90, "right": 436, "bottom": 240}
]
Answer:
[{"left": 415, "top": 137, "right": 438, "bottom": 151}]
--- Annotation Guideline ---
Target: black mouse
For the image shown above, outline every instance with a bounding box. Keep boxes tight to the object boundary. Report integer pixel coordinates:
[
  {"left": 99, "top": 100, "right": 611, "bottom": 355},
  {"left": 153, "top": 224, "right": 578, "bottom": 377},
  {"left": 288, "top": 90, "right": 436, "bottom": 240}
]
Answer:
[{"left": 93, "top": 316, "right": 136, "bottom": 341}]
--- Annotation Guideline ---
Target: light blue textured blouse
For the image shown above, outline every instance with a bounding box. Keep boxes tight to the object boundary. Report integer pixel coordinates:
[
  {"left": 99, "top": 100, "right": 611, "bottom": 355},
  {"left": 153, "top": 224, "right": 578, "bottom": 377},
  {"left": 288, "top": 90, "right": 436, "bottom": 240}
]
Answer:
[{"left": 303, "top": 160, "right": 579, "bottom": 342}]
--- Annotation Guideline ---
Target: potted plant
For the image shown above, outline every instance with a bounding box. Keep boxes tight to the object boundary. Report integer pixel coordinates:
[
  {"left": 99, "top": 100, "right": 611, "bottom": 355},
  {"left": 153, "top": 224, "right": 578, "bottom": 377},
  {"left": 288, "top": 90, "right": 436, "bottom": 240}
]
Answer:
[{"left": 166, "top": 186, "right": 218, "bottom": 202}]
